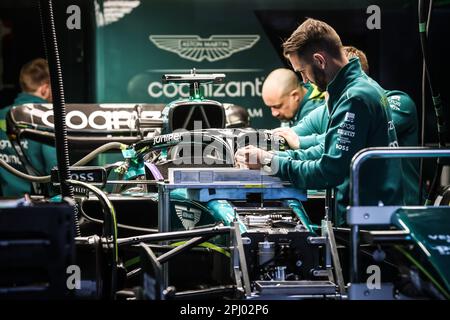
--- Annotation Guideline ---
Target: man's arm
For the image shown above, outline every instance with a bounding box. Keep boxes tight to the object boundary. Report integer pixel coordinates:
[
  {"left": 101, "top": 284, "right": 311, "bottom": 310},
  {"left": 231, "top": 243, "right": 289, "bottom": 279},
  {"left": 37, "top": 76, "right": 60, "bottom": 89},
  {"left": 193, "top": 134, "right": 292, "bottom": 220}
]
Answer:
[
  {"left": 387, "top": 92, "right": 417, "bottom": 137},
  {"left": 277, "top": 104, "right": 327, "bottom": 150},
  {"left": 271, "top": 97, "right": 371, "bottom": 189},
  {"left": 297, "top": 132, "right": 326, "bottom": 150},
  {"left": 291, "top": 104, "right": 325, "bottom": 134},
  {"left": 276, "top": 142, "right": 324, "bottom": 160}
]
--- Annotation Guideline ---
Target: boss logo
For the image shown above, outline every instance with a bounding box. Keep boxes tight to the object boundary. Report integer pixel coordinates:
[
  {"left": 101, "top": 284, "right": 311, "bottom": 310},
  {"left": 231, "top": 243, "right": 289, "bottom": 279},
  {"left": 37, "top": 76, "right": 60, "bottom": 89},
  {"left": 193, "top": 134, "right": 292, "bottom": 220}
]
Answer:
[
  {"left": 70, "top": 172, "right": 95, "bottom": 182},
  {"left": 51, "top": 167, "right": 106, "bottom": 186}
]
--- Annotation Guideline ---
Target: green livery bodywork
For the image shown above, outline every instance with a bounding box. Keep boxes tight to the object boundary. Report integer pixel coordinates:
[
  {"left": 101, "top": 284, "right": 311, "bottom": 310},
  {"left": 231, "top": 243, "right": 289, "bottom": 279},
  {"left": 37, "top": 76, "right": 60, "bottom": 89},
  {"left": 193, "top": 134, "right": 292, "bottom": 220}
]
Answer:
[{"left": 392, "top": 207, "right": 450, "bottom": 293}]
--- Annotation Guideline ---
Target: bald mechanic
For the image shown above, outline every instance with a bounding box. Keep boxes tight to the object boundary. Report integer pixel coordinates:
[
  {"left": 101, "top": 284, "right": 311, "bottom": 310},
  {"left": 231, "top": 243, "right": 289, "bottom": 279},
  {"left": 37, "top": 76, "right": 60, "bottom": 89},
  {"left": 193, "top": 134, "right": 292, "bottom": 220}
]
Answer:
[
  {"left": 262, "top": 68, "right": 326, "bottom": 127},
  {"left": 272, "top": 46, "right": 420, "bottom": 205},
  {"left": 236, "top": 18, "right": 403, "bottom": 226}
]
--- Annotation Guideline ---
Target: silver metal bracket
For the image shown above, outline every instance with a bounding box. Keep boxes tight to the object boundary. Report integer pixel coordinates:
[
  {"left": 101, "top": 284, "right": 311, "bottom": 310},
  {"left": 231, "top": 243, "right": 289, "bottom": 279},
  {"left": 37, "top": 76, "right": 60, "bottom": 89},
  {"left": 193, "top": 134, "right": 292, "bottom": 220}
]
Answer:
[
  {"left": 348, "top": 283, "right": 396, "bottom": 300},
  {"left": 347, "top": 206, "right": 402, "bottom": 225}
]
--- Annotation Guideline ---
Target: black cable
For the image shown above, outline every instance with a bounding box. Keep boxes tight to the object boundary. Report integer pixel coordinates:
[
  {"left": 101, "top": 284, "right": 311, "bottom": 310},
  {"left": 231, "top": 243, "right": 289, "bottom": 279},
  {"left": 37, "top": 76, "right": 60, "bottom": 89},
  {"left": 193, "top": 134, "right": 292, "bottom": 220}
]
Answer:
[
  {"left": 79, "top": 203, "right": 158, "bottom": 233},
  {"left": 419, "top": 0, "right": 433, "bottom": 203},
  {"left": 67, "top": 179, "right": 117, "bottom": 299},
  {"left": 0, "top": 142, "right": 126, "bottom": 183},
  {"left": 418, "top": 0, "right": 448, "bottom": 205},
  {"left": 38, "top": 0, "right": 80, "bottom": 236}
]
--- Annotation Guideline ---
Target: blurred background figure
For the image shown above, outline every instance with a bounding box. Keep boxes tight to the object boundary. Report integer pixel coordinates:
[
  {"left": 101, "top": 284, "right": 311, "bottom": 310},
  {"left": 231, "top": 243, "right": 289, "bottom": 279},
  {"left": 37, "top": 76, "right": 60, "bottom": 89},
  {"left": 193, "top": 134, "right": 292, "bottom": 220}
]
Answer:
[{"left": 0, "top": 58, "right": 56, "bottom": 197}]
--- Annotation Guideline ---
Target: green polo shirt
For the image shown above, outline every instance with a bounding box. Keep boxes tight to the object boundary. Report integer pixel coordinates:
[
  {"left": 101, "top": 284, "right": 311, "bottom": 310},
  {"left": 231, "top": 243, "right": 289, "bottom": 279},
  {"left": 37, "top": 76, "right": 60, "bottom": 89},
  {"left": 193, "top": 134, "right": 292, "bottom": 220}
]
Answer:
[
  {"left": 283, "top": 88, "right": 419, "bottom": 204},
  {"left": 385, "top": 90, "right": 419, "bottom": 204},
  {"left": 272, "top": 58, "right": 404, "bottom": 226},
  {"left": 288, "top": 82, "right": 326, "bottom": 127},
  {"left": 0, "top": 93, "right": 57, "bottom": 196}
]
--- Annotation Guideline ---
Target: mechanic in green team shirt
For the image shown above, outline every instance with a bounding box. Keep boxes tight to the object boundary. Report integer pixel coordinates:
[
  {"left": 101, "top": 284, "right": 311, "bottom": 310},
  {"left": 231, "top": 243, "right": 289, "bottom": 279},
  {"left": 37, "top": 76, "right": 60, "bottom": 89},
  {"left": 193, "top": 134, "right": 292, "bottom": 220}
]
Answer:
[
  {"left": 272, "top": 45, "right": 420, "bottom": 205},
  {"left": 0, "top": 58, "right": 57, "bottom": 197},
  {"left": 262, "top": 68, "right": 326, "bottom": 127},
  {"left": 236, "top": 18, "right": 404, "bottom": 226},
  {"left": 382, "top": 89, "right": 419, "bottom": 205}
]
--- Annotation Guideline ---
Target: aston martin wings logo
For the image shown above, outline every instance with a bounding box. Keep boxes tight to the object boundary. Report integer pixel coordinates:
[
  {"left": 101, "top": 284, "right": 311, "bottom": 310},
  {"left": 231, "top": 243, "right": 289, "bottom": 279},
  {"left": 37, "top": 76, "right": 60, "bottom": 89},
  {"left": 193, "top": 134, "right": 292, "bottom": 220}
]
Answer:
[
  {"left": 149, "top": 35, "right": 260, "bottom": 62},
  {"left": 174, "top": 204, "right": 202, "bottom": 230}
]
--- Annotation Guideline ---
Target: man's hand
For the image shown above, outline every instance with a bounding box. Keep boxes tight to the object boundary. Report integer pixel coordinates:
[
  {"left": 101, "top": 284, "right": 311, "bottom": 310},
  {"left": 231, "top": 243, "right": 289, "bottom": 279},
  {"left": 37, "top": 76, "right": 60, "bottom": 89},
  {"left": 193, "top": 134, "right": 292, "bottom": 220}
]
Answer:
[
  {"left": 235, "top": 145, "right": 274, "bottom": 170},
  {"left": 272, "top": 127, "right": 300, "bottom": 150}
]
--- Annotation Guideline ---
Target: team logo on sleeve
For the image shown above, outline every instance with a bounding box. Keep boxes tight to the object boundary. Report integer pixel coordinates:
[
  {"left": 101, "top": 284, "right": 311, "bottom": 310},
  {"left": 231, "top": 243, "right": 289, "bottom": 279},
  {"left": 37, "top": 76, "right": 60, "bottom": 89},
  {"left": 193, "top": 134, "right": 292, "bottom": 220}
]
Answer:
[
  {"left": 388, "top": 95, "right": 401, "bottom": 110},
  {"left": 149, "top": 35, "right": 260, "bottom": 62},
  {"left": 336, "top": 112, "right": 357, "bottom": 152},
  {"left": 344, "top": 112, "right": 355, "bottom": 123}
]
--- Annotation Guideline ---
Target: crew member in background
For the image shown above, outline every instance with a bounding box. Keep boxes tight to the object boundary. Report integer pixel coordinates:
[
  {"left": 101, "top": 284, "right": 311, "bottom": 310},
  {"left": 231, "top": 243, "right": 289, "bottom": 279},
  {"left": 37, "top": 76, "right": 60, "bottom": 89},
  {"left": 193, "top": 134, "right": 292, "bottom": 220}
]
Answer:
[{"left": 0, "top": 58, "right": 56, "bottom": 196}]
